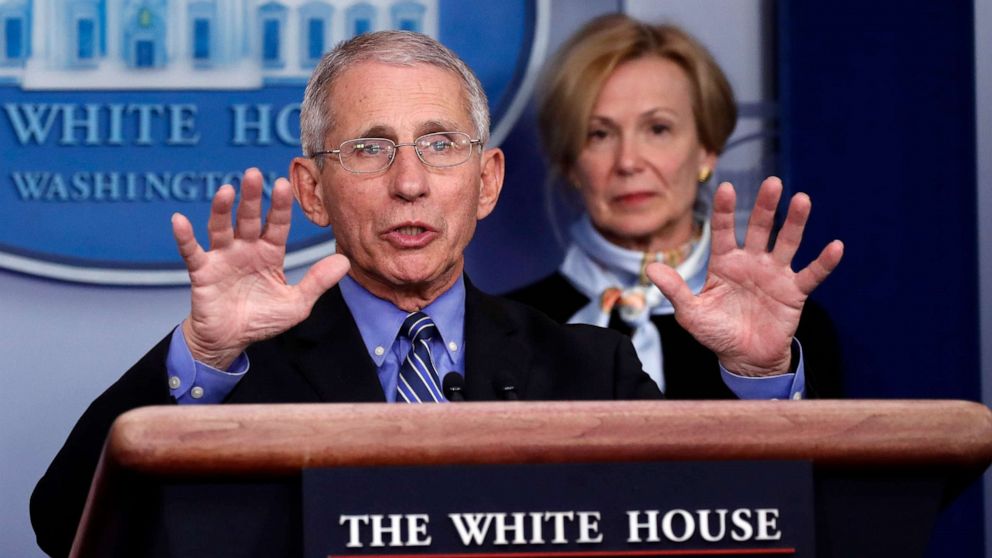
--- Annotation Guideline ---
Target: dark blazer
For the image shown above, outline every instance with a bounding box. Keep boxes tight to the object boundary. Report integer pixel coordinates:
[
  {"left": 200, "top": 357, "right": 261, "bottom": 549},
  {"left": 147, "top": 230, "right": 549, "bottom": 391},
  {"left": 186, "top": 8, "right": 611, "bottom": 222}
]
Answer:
[
  {"left": 31, "top": 280, "right": 660, "bottom": 557},
  {"left": 507, "top": 272, "right": 843, "bottom": 400}
]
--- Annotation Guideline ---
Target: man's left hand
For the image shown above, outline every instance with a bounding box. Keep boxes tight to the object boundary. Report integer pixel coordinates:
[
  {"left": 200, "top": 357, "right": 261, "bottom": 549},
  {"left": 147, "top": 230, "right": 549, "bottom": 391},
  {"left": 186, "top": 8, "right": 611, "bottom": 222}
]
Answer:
[{"left": 646, "top": 176, "right": 843, "bottom": 376}]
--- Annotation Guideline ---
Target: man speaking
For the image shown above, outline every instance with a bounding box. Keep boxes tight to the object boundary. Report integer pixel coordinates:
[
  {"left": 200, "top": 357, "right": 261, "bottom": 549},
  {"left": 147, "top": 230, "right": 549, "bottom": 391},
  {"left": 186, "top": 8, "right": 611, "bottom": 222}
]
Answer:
[{"left": 30, "top": 30, "right": 841, "bottom": 557}]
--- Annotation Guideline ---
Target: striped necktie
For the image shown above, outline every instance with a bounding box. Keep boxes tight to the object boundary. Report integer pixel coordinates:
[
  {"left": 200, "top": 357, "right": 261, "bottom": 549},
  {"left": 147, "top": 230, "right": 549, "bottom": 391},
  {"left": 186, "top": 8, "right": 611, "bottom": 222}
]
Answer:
[{"left": 396, "top": 312, "right": 446, "bottom": 403}]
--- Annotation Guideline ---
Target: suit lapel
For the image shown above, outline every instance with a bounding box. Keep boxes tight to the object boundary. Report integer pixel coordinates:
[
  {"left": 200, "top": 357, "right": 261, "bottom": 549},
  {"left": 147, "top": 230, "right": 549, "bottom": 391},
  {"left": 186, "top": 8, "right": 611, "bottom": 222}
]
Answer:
[
  {"left": 287, "top": 280, "right": 529, "bottom": 402},
  {"left": 291, "top": 286, "right": 387, "bottom": 402},
  {"left": 463, "top": 279, "right": 532, "bottom": 401}
]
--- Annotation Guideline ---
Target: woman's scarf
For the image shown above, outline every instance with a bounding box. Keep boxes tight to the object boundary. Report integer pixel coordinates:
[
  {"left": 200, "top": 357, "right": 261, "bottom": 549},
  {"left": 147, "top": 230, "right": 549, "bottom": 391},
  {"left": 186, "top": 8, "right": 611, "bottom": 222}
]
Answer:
[{"left": 559, "top": 215, "right": 710, "bottom": 391}]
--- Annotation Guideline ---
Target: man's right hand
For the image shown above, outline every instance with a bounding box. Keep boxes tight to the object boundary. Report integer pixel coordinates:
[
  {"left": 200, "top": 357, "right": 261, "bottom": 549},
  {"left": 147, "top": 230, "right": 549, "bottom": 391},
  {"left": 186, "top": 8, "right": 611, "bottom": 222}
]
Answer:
[{"left": 172, "top": 168, "right": 350, "bottom": 369}]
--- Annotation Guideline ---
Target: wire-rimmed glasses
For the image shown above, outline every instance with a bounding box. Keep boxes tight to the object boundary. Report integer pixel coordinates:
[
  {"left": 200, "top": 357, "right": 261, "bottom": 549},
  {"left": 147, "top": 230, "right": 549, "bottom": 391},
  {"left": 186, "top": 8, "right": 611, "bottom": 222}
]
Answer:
[{"left": 312, "top": 131, "right": 482, "bottom": 174}]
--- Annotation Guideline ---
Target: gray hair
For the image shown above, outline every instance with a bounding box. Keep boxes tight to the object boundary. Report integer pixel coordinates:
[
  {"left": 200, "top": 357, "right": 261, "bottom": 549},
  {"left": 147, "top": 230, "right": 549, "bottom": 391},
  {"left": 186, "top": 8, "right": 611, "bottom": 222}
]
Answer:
[{"left": 300, "top": 30, "right": 490, "bottom": 163}]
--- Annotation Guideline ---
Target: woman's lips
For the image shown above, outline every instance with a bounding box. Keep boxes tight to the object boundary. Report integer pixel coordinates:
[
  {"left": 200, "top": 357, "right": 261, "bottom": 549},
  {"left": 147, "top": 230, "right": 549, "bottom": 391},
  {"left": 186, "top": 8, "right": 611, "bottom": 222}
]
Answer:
[{"left": 613, "top": 191, "right": 658, "bottom": 206}]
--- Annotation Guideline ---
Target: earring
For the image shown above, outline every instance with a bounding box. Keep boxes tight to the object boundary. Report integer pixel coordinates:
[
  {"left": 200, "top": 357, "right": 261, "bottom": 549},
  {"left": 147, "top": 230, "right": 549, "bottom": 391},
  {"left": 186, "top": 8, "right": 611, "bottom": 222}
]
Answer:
[{"left": 698, "top": 167, "right": 712, "bottom": 183}]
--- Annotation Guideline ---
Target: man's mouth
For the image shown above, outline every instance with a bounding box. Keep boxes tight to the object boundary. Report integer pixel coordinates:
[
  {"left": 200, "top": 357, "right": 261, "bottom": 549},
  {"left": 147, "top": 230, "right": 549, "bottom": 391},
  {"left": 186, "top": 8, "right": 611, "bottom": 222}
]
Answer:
[
  {"left": 383, "top": 223, "right": 438, "bottom": 248},
  {"left": 395, "top": 225, "right": 428, "bottom": 236}
]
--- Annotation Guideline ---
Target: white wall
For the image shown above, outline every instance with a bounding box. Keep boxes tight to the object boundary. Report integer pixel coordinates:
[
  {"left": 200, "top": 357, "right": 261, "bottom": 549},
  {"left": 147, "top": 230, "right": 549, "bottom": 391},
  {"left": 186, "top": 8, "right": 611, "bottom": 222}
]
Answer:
[{"left": 0, "top": 274, "right": 186, "bottom": 555}]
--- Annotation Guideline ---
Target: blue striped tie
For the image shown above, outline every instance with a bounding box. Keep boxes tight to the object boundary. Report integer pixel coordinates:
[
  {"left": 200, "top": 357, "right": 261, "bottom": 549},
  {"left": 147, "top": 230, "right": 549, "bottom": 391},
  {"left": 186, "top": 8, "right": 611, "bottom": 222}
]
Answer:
[{"left": 396, "top": 312, "right": 446, "bottom": 403}]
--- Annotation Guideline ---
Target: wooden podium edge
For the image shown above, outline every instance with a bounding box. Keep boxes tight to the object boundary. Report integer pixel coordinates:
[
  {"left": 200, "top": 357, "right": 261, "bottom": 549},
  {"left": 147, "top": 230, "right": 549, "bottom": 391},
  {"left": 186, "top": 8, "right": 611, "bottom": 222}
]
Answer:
[
  {"left": 106, "top": 399, "right": 992, "bottom": 472},
  {"left": 72, "top": 399, "right": 992, "bottom": 557}
]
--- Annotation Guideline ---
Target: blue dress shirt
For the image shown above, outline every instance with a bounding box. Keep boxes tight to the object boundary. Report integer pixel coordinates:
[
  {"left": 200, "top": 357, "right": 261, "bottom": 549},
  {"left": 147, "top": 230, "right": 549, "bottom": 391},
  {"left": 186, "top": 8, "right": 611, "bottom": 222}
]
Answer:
[
  {"left": 720, "top": 339, "right": 806, "bottom": 400},
  {"left": 338, "top": 274, "right": 466, "bottom": 402},
  {"left": 166, "top": 275, "right": 466, "bottom": 404},
  {"left": 165, "top": 276, "right": 800, "bottom": 403}
]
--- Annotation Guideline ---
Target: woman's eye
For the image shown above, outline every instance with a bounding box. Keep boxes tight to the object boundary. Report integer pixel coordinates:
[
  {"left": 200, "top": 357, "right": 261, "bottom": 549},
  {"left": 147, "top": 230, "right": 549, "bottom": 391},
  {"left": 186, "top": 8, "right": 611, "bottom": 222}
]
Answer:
[
  {"left": 587, "top": 129, "right": 610, "bottom": 141},
  {"left": 650, "top": 123, "right": 669, "bottom": 135}
]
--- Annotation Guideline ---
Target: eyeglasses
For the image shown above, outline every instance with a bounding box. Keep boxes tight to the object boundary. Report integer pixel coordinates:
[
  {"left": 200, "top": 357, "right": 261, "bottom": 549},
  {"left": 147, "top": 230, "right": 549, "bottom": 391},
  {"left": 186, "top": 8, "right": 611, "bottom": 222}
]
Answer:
[{"left": 312, "top": 131, "right": 483, "bottom": 174}]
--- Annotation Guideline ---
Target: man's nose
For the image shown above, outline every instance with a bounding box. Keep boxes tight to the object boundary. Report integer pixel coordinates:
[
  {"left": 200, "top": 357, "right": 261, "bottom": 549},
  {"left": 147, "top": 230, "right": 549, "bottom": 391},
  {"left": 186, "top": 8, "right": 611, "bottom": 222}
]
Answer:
[{"left": 389, "top": 145, "right": 429, "bottom": 200}]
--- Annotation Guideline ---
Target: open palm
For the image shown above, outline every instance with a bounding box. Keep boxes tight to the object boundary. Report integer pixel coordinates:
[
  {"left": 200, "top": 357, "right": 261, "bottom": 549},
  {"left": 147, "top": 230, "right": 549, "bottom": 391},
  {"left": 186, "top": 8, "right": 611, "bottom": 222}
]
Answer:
[
  {"left": 647, "top": 177, "right": 843, "bottom": 376},
  {"left": 172, "top": 168, "right": 349, "bottom": 369}
]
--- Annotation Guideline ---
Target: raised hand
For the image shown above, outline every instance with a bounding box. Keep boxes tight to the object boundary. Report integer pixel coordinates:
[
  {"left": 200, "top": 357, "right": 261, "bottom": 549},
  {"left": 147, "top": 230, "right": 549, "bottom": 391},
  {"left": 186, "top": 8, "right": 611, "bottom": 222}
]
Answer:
[
  {"left": 646, "top": 177, "right": 843, "bottom": 376},
  {"left": 172, "top": 168, "right": 350, "bottom": 369}
]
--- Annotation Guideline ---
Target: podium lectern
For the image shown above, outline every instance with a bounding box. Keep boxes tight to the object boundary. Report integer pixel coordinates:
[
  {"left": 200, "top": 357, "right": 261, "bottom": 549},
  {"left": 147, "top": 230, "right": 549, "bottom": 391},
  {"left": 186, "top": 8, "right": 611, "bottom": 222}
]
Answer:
[{"left": 71, "top": 400, "right": 992, "bottom": 558}]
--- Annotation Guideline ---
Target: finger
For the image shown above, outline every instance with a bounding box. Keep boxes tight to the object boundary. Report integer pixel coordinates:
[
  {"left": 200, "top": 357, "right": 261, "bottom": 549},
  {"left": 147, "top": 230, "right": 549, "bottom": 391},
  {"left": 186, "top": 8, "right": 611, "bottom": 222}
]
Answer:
[
  {"left": 235, "top": 168, "right": 264, "bottom": 239},
  {"left": 172, "top": 213, "right": 207, "bottom": 272},
  {"left": 207, "top": 185, "right": 236, "bottom": 249},
  {"left": 743, "top": 177, "right": 783, "bottom": 253},
  {"left": 795, "top": 240, "right": 844, "bottom": 295},
  {"left": 297, "top": 254, "right": 351, "bottom": 305},
  {"left": 710, "top": 182, "right": 739, "bottom": 256},
  {"left": 645, "top": 262, "right": 697, "bottom": 314},
  {"left": 771, "top": 192, "right": 811, "bottom": 266},
  {"left": 262, "top": 178, "right": 294, "bottom": 247}
]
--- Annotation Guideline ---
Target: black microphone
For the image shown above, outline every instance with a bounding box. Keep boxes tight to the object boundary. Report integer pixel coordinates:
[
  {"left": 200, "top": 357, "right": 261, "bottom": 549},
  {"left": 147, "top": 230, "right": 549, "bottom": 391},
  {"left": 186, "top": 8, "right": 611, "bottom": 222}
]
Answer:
[
  {"left": 494, "top": 372, "right": 519, "bottom": 401},
  {"left": 442, "top": 372, "right": 465, "bottom": 402}
]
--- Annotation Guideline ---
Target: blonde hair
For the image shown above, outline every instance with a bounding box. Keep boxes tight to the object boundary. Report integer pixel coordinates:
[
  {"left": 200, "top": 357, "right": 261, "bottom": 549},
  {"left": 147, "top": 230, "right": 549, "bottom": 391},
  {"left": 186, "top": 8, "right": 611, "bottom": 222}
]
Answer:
[{"left": 537, "top": 14, "right": 737, "bottom": 179}]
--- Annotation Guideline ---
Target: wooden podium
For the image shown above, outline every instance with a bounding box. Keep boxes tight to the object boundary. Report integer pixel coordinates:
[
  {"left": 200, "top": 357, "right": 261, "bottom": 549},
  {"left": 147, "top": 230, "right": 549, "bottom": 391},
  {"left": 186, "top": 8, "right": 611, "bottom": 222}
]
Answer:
[{"left": 72, "top": 400, "right": 992, "bottom": 557}]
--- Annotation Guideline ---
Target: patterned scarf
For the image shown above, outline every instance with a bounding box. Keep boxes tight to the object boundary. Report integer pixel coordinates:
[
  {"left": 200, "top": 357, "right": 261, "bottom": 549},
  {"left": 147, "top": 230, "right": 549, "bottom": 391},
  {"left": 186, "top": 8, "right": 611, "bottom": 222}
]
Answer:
[{"left": 559, "top": 215, "right": 710, "bottom": 391}]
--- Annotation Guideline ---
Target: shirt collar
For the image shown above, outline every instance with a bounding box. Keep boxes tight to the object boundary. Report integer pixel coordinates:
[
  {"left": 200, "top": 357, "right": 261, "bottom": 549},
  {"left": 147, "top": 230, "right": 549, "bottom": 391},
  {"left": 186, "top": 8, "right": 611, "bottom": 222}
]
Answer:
[{"left": 338, "top": 274, "right": 465, "bottom": 366}]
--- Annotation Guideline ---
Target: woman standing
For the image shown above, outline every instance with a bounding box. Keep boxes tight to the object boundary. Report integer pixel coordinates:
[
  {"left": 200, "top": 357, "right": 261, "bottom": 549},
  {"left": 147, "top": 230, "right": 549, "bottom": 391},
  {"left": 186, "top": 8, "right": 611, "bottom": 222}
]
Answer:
[{"left": 509, "top": 14, "right": 843, "bottom": 398}]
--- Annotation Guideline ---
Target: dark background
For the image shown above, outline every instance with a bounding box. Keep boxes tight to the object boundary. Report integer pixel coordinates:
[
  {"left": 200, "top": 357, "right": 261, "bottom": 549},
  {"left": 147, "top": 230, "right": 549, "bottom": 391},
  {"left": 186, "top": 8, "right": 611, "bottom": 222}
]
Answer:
[{"left": 466, "top": 1, "right": 984, "bottom": 556}]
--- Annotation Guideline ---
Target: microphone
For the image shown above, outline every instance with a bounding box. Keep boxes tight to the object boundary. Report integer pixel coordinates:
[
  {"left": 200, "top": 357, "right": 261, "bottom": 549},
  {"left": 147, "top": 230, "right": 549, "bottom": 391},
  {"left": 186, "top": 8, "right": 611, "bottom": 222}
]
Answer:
[
  {"left": 442, "top": 372, "right": 465, "bottom": 402},
  {"left": 494, "top": 372, "right": 519, "bottom": 401}
]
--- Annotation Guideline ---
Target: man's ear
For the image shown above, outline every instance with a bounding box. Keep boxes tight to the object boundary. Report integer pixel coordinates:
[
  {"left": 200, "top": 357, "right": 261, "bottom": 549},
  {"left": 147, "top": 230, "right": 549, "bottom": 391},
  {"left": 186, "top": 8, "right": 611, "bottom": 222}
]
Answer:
[
  {"left": 290, "top": 157, "right": 331, "bottom": 227},
  {"left": 476, "top": 147, "right": 505, "bottom": 220}
]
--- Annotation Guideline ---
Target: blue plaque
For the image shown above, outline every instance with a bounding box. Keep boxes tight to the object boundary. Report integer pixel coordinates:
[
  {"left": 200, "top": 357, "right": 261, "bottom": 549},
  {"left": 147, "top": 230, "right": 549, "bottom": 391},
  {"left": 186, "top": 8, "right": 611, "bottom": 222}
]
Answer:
[{"left": 0, "top": 0, "right": 546, "bottom": 284}]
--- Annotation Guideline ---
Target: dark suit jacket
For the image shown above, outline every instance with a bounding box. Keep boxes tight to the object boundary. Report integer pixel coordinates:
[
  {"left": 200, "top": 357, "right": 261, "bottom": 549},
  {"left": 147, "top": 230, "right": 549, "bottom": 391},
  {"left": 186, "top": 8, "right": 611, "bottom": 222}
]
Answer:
[
  {"left": 507, "top": 271, "right": 843, "bottom": 400},
  {"left": 31, "top": 280, "right": 660, "bottom": 557}
]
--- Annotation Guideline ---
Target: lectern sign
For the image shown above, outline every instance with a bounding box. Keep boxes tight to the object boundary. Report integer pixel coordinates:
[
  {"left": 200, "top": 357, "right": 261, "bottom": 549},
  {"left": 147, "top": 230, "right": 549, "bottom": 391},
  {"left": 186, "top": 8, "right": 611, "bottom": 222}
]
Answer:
[{"left": 303, "top": 462, "right": 815, "bottom": 557}]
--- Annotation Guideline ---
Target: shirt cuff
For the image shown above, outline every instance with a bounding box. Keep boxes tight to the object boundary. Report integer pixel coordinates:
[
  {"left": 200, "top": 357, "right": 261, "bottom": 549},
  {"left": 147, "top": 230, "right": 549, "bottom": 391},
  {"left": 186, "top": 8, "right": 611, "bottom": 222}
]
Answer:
[
  {"left": 719, "top": 338, "right": 806, "bottom": 400},
  {"left": 166, "top": 323, "right": 249, "bottom": 404}
]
